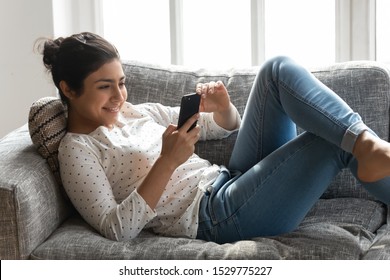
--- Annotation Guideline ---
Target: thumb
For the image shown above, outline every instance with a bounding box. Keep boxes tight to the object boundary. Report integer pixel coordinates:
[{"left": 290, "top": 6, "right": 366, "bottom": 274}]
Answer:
[{"left": 164, "top": 124, "right": 177, "bottom": 136}]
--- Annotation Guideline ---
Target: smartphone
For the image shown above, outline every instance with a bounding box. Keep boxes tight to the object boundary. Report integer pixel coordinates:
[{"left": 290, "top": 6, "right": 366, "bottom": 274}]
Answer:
[{"left": 177, "top": 92, "right": 201, "bottom": 131}]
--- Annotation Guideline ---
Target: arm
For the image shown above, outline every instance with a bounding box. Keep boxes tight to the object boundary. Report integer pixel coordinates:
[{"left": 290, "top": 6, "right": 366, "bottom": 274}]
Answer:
[
  {"left": 137, "top": 113, "right": 201, "bottom": 209},
  {"left": 59, "top": 137, "right": 156, "bottom": 241},
  {"left": 212, "top": 103, "right": 240, "bottom": 131}
]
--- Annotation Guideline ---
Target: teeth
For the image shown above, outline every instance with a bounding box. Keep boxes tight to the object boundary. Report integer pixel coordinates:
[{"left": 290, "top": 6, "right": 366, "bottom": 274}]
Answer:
[{"left": 105, "top": 107, "right": 119, "bottom": 112}]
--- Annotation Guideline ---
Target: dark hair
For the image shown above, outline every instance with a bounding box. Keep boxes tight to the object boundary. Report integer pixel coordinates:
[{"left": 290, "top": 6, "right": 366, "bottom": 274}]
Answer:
[{"left": 37, "top": 32, "right": 120, "bottom": 104}]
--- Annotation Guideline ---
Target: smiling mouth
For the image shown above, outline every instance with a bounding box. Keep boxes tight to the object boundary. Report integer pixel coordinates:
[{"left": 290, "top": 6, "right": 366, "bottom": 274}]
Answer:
[{"left": 104, "top": 106, "right": 120, "bottom": 113}]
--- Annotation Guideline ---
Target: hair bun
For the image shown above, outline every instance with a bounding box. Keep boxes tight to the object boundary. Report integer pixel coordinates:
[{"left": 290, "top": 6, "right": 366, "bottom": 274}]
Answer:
[{"left": 41, "top": 37, "right": 64, "bottom": 71}]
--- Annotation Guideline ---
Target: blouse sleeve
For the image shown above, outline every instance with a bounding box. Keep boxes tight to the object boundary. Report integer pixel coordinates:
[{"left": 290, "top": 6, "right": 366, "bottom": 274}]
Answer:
[
  {"left": 198, "top": 109, "right": 241, "bottom": 141},
  {"left": 58, "top": 135, "right": 157, "bottom": 241},
  {"left": 138, "top": 102, "right": 241, "bottom": 141}
]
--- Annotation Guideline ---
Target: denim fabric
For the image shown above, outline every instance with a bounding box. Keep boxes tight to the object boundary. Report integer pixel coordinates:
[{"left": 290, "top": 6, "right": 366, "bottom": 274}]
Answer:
[{"left": 197, "top": 56, "right": 390, "bottom": 244}]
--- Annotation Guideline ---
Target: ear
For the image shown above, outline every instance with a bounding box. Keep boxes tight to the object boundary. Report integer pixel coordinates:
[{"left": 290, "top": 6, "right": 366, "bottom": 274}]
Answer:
[{"left": 59, "top": 81, "right": 77, "bottom": 100}]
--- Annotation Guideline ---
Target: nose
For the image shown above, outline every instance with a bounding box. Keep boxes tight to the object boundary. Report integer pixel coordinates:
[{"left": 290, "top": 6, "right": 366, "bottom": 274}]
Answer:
[{"left": 112, "top": 85, "right": 126, "bottom": 103}]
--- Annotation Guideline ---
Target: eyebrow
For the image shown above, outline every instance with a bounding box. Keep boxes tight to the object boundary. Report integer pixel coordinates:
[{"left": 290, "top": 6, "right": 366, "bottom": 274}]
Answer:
[{"left": 94, "top": 76, "right": 126, "bottom": 83}]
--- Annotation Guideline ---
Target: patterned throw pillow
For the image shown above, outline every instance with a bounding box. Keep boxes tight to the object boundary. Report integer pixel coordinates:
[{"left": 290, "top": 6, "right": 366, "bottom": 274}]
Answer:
[{"left": 28, "top": 97, "right": 67, "bottom": 197}]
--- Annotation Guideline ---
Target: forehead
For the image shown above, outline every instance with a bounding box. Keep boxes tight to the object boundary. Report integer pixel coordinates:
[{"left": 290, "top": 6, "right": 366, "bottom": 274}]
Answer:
[{"left": 87, "top": 59, "right": 125, "bottom": 81}]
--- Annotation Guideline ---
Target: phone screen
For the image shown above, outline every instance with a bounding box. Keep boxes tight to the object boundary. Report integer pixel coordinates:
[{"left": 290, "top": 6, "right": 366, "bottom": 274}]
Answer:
[{"left": 177, "top": 93, "right": 201, "bottom": 131}]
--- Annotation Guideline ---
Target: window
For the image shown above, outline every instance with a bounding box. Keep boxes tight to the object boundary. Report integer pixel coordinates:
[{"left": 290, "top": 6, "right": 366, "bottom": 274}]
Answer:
[
  {"left": 101, "top": 0, "right": 340, "bottom": 68},
  {"left": 102, "top": 0, "right": 171, "bottom": 65},
  {"left": 182, "top": 0, "right": 251, "bottom": 68},
  {"left": 265, "top": 0, "right": 335, "bottom": 67},
  {"left": 376, "top": 0, "right": 390, "bottom": 64}
]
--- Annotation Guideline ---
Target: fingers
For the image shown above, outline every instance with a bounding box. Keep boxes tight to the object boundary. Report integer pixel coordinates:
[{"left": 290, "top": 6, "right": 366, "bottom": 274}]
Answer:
[
  {"left": 196, "top": 80, "right": 230, "bottom": 113},
  {"left": 196, "top": 80, "right": 224, "bottom": 96},
  {"left": 178, "top": 113, "right": 200, "bottom": 134},
  {"left": 161, "top": 123, "right": 199, "bottom": 168},
  {"left": 164, "top": 119, "right": 200, "bottom": 147},
  {"left": 164, "top": 124, "right": 178, "bottom": 137}
]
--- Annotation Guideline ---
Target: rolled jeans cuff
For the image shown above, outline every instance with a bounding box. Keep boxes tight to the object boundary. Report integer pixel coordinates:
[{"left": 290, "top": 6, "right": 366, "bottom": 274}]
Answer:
[{"left": 340, "top": 121, "right": 371, "bottom": 153}]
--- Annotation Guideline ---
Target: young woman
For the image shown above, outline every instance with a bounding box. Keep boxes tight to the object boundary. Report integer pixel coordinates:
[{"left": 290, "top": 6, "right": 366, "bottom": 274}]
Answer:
[{"left": 40, "top": 32, "right": 390, "bottom": 243}]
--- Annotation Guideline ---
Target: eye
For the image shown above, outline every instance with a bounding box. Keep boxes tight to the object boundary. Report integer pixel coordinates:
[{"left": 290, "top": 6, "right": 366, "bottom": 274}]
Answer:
[{"left": 98, "top": 85, "right": 110, "bottom": 90}]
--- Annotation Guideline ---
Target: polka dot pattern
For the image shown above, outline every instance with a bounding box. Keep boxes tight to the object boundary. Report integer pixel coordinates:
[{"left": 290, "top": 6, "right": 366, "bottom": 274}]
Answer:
[{"left": 59, "top": 102, "right": 237, "bottom": 241}]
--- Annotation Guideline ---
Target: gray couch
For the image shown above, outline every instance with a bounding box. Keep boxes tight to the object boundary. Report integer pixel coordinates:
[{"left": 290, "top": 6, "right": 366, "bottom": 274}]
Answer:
[{"left": 1, "top": 59, "right": 390, "bottom": 260}]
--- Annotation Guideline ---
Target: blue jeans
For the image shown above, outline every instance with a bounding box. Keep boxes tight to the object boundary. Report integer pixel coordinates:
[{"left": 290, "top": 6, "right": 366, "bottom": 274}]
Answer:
[{"left": 197, "top": 56, "right": 390, "bottom": 244}]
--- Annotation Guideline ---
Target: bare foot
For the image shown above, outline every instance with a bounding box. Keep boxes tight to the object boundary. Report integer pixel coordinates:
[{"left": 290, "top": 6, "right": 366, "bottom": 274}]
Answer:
[{"left": 353, "top": 131, "right": 390, "bottom": 182}]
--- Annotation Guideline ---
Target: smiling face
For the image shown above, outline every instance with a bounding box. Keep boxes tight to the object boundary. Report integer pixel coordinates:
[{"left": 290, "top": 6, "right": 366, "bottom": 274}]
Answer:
[{"left": 63, "top": 59, "right": 128, "bottom": 134}]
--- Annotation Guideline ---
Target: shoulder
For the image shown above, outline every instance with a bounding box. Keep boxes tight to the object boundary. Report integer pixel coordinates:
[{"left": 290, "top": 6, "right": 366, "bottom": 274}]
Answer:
[
  {"left": 60, "top": 132, "right": 89, "bottom": 148},
  {"left": 58, "top": 132, "right": 97, "bottom": 157}
]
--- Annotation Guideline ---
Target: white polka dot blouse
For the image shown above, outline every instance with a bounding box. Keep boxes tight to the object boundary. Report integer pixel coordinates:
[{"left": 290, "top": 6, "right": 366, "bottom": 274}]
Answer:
[{"left": 58, "top": 102, "right": 239, "bottom": 241}]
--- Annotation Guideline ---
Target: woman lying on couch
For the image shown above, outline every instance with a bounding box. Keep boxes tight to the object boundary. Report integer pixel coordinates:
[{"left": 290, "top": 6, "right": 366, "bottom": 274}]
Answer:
[{"left": 38, "top": 32, "right": 390, "bottom": 243}]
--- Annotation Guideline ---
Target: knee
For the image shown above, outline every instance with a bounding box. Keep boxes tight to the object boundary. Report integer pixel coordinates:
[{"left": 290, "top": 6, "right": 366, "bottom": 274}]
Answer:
[
  {"left": 261, "top": 56, "right": 292, "bottom": 71},
  {"left": 258, "top": 56, "right": 293, "bottom": 80},
  {"left": 267, "top": 55, "right": 292, "bottom": 65},
  {"left": 259, "top": 56, "right": 307, "bottom": 87}
]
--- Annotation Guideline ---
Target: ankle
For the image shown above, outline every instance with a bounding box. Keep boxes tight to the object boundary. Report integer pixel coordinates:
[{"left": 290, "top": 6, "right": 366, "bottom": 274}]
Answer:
[
  {"left": 353, "top": 131, "right": 390, "bottom": 182},
  {"left": 352, "top": 131, "right": 375, "bottom": 158}
]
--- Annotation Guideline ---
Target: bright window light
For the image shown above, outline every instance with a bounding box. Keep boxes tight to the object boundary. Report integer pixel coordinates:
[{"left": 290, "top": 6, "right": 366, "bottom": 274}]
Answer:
[
  {"left": 376, "top": 0, "right": 390, "bottom": 64},
  {"left": 182, "top": 0, "right": 251, "bottom": 68},
  {"left": 102, "top": 0, "right": 171, "bottom": 65},
  {"left": 102, "top": 0, "right": 335, "bottom": 68},
  {"left": 265, "top": 0, "right": 335, "bottom": 68}
]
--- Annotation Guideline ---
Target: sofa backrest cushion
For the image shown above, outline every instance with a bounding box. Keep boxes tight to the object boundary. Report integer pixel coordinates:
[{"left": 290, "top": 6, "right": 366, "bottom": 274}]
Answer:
[
  {"left": 123, "top": 60, "right": 390, "bottom": 200},
  {"left": 29, "top": 60, "right": 390, "bottom": 201},
  {"left": 123, "top": 61, "right": 257, "bottom": 167}
]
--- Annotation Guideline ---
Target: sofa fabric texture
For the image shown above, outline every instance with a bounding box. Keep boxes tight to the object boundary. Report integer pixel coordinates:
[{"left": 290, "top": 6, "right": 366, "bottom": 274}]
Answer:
[{"left": 1, "top": 59, "right": 390, "bottom": 259}]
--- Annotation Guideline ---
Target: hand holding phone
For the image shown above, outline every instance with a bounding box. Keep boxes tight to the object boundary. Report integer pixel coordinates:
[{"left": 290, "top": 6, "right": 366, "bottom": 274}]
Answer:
[{"left": 177, "top": 93, "right": 201, "bottom": 131}]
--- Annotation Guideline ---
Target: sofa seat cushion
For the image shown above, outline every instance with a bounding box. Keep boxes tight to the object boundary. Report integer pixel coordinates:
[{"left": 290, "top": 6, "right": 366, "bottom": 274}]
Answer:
[
  {"left": 302, "top": 198, "right": 386, "bottom": 232},
  {"left": 362, "top": 221, "right": 390, "bottom": 260},
  {"left": 31, "top": 198, "right": 385, "bottom": 260}
]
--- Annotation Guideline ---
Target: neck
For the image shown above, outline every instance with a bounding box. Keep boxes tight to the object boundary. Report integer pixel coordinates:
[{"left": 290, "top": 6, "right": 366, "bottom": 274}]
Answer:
[{"left": 66, "top": 107, "right": 99, "bottom": 134}]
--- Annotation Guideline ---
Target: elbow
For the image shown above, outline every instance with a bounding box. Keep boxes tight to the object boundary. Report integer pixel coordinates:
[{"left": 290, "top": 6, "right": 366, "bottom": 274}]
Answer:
[
  {"left": 101, "top": 226, "right": 140, "bottom": 242},
  {"left": 99, "top": 216, "right": 141, "bottom": 241}
]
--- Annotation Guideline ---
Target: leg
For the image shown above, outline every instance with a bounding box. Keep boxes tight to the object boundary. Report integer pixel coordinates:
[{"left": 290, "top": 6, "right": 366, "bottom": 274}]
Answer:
[
  {"left": 199, "top": 133, "right": 348, "bottom": 243},
  {"left": 229, "top": 56, "right": 369, "bottom": 173},
  {"left": 198, "top": 57, "right": 390, "bottom": 243},
  {"left": 353, "top": 131, "right": 390, "bottom": 182},
  {"left": 229, "top": 56, "right": 390, "bottom": 184},
  {"left": 199, "top": 132, "right": 390, "bottom": 243},
  {"left": 229, "top": 57, "right": 298, "bottom": 172}
]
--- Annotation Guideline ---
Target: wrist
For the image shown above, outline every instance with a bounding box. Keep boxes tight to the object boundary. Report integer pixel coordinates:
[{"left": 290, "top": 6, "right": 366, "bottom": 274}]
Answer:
[
  {"left": 155, "top": 155, "right": 178, "bottom": 173},
  {"left": 217, "top": 102, "right": 234, "bottom": 116},
  {"left": 213, "top": 103, "right": 239, "bottom": 130}
]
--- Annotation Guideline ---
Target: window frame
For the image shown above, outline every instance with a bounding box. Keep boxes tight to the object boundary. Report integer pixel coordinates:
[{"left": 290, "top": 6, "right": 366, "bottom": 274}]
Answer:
[{"left": 65, "top": 0, "right": 378, "bottom": 66}]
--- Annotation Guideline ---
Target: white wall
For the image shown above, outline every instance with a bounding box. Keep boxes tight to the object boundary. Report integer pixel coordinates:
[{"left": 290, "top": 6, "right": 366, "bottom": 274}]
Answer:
[
  {"left": 0, "top": 0, "right": 56, "bottom": 138},
  {"left": 0, "top": 0, "right": 103, "bottom": 138}
]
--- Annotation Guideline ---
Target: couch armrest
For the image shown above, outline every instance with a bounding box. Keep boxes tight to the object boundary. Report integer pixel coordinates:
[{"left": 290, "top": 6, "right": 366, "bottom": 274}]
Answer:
[{"left": 0, "top": 125, "right": 72, "bottom": 259}]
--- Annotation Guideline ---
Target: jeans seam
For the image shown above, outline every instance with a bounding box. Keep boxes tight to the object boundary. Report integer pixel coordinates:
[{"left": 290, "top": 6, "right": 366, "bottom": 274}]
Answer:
[
  {"left": 259, "top": 78, "right": 269, "bottom": 160},
  {"left": 278, "top": 79, "right": 349, "bottom": 134}
]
